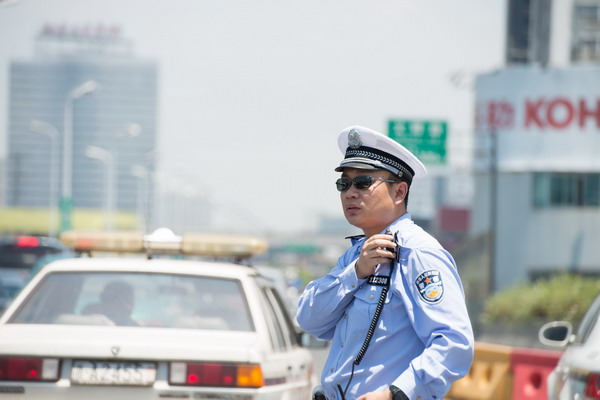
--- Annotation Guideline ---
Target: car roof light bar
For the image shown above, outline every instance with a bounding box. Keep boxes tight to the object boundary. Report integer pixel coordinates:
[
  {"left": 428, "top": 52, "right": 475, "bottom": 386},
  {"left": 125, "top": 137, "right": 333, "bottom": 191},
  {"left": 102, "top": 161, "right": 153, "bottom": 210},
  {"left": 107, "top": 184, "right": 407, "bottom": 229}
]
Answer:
[
  {"left": 60, "top": 230, "right": 144, "bottom": 253},
  {"left": 181, "top": 234, "right": 268, "bottom": 259},
  {"left": 59, "top": 228, "right": 268, "bottom": 259}
]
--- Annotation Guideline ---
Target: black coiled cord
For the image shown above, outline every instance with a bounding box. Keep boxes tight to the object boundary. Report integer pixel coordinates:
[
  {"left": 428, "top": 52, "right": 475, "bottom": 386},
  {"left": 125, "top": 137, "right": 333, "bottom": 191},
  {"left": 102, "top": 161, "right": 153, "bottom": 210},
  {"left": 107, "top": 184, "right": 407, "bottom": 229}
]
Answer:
[{"left": 338, "top": 269, "right": 392, "bottom": 399}]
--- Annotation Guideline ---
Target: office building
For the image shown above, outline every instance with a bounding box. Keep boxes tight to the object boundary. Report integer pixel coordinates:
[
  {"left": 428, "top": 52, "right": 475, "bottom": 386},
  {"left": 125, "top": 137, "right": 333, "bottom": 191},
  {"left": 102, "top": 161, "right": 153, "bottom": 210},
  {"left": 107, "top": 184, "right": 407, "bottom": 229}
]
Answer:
[
  {"left": 4, "top": 24, "right": 157, "bottom": 229},
  {"left": 506, "top": 0, "right": 600, "bottom": 66}
]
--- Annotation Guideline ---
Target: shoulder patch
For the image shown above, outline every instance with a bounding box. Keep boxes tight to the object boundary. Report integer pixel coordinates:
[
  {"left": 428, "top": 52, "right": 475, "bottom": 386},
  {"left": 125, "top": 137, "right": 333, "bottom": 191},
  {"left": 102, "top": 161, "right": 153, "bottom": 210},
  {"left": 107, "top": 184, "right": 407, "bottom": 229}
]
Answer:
[{"left": 415, "top": 270, "right": 444, "bottom": 304}]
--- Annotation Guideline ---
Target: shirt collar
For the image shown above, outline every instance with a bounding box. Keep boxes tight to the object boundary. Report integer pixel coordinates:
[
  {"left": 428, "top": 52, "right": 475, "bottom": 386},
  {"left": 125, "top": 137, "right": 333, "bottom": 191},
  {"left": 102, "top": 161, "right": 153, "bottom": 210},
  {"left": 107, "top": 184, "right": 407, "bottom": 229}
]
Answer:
[
  {"left": 344, "top": 234, "right": 365, "bottom": 246},
  {"left": 384, "top": 212, "right": 413, "bottom": 235}
]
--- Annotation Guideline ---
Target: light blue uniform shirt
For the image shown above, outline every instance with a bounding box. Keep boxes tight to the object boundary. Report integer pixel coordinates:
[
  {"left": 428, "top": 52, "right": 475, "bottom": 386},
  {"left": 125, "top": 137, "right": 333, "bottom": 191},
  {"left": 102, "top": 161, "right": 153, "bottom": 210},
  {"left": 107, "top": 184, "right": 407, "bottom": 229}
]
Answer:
[{"left": 296, "top": 214, "right": 474, "bottom": 400}]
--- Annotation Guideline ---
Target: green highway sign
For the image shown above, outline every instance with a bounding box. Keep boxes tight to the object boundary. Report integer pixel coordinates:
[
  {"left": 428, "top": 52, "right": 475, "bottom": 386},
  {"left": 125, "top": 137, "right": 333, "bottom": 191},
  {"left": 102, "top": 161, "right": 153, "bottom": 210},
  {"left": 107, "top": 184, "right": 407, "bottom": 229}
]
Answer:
[{"left": 387, "top": 119, "right": 448, "bottom": 165}]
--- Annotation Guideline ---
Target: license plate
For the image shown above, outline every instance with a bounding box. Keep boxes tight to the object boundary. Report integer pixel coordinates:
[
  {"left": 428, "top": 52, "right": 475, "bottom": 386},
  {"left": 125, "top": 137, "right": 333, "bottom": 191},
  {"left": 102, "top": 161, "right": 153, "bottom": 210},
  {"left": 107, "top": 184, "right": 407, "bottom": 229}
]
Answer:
[{"left": 71, "top": 360, "right": 157, "bottom": 386}]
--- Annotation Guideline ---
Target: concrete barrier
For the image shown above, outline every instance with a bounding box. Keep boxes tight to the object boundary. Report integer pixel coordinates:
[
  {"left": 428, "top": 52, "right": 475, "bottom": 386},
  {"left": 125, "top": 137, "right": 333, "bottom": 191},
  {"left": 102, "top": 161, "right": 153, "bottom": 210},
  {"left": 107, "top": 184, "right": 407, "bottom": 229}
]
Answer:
[
  {"left": 510, "top": 347, "right": 561, "bottom": 400},
  {"left": 448, "top": 342, "right": 513, "bottom": 400}
]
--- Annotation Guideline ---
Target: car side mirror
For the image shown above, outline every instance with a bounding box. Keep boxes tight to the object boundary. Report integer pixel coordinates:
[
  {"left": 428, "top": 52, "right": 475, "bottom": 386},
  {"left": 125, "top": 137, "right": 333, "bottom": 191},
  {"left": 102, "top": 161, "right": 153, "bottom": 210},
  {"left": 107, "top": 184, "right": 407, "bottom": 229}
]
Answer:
[
  {"left": 298, "top": 331, "right": 329, "bottom": 349},
  {"left": 539, "top": 321, "right": 573, "bottom": 348}
]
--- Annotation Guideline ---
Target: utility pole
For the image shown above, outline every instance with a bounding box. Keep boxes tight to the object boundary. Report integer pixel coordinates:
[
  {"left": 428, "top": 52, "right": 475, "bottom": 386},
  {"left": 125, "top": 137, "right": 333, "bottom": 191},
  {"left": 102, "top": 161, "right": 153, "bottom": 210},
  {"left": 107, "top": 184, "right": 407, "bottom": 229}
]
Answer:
[{"left": 489, "top": 128, "right": 498, "bottom": 295}]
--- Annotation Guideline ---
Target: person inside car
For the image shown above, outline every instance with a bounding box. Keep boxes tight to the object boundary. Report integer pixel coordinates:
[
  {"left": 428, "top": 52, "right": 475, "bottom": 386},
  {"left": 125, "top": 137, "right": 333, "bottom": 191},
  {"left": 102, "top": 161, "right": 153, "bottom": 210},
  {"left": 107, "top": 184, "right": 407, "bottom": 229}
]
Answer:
[{"left": 82, "top": 280, "right": 138, "bottom": 326}]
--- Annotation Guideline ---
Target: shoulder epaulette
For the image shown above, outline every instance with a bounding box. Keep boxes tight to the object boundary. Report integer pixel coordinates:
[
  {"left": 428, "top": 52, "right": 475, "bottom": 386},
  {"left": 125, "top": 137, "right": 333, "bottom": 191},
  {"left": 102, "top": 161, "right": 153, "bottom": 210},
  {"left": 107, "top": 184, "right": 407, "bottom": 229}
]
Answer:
[{"left": 345, "top": 234, "right": 365, "bottom": 246}]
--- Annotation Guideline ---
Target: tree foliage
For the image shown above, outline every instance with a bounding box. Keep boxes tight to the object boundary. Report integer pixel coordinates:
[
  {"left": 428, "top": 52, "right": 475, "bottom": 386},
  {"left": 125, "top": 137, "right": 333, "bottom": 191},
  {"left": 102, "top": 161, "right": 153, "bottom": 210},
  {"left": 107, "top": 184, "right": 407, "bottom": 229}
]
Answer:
[{"left": 482, "top": 274, "right": 600, "bottom": 325}]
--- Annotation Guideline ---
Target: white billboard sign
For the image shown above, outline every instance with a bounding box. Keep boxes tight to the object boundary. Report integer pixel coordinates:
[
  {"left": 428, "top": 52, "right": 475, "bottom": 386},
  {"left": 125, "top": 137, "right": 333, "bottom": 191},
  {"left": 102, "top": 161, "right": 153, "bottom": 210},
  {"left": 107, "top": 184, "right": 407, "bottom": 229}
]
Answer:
[{"left": 474, "top": 67, "right": 600, "bottom": 172}]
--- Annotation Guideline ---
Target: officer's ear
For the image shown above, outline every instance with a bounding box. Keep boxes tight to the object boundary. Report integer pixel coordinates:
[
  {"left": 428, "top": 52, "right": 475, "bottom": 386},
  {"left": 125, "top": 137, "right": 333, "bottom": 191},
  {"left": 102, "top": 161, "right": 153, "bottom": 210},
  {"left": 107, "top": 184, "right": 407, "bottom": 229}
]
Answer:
[{"left": 394, "top": 181, "right": 409, "bottom": 205}]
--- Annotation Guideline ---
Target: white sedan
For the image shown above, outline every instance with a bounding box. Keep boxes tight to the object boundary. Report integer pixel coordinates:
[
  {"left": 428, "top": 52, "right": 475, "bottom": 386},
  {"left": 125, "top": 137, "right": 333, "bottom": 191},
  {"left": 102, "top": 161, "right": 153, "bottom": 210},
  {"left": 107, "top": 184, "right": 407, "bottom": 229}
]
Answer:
[
  {"left": 0, "top": 230, "right": 317, "bottom": 400},
  {"left": 539, "top": 293, "right": 600, "bottom": 400}
]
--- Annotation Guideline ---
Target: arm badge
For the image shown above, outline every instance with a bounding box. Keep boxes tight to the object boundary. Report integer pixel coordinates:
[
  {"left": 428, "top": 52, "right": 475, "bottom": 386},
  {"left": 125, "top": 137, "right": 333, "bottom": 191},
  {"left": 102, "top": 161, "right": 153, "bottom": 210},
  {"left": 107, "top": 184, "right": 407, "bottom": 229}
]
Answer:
[{"left": 415, "top": 270, "right": 444, "bottom": 304}]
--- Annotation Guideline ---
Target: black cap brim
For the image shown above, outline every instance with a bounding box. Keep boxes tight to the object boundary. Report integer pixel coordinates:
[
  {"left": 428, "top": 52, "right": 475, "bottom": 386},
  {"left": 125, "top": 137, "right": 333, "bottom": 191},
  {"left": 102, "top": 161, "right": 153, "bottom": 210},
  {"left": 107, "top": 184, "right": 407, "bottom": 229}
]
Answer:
[{"left": 334, "top": 160, "right": 381, "bottom": 172}]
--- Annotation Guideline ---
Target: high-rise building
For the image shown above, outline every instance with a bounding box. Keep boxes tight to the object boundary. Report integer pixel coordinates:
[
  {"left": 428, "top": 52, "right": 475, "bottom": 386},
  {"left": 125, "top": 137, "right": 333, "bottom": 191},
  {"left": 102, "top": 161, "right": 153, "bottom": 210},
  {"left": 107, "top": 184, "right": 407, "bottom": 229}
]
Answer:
[
  {"left": 571, "top": 1, "right": 600, "bottom": 62},
  {"left": 5, "top": 24, "right": 158, "bottom": 229},
  {"left": 506, "top": 0, "right": 600, "bottom": 66},
  {"left": 506, "top": 0, "right": 552, "bottom": 65}
]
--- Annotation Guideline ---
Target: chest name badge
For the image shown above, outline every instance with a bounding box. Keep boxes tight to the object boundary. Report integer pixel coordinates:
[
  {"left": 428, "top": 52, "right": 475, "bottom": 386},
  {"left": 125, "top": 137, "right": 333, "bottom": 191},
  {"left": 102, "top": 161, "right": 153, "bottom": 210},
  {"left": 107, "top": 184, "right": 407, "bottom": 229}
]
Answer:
[
  {"left": 415, "top": 270, "right": 444, "bottom": 304},
  {"left": 367, "top": 275, "right": 389, "bottom": 287}
]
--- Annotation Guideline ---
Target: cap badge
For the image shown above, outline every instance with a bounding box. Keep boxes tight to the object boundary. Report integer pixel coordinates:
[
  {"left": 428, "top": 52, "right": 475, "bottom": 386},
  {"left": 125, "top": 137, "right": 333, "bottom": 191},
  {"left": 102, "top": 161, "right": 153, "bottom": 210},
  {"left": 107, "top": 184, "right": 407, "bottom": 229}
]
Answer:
[{"left": 348, "top": 129, "right": 362, "bottom": 149}]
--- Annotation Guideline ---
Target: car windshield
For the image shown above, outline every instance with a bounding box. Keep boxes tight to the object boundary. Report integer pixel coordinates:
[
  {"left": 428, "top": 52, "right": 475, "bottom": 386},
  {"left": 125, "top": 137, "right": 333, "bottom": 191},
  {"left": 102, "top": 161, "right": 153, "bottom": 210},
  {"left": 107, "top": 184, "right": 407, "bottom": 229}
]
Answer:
[{"left": 9, "top": 271, "right": 254, "bottom": 331}]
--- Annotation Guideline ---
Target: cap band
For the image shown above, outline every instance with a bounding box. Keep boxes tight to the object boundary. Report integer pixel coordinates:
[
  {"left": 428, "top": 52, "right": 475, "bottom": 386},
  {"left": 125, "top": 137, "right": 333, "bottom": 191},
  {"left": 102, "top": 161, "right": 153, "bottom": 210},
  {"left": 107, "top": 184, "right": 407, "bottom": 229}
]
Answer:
[{"left": 344, "top": 146, "right": 415, "bottom": 182}]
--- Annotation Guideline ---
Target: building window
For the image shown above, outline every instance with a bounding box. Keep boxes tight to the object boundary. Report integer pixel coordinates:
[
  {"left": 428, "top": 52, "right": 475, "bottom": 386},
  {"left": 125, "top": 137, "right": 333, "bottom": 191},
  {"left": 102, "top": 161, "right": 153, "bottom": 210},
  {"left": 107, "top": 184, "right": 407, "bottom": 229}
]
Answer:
[
  {"left": 576, "top": 5, "right": 600, "bottom": 30},
  {"left": 534, "top": 173, "right": 600, "bottom": 207},
  {"left": 571, "top": 4, "right": 600, "bottom": 63}
]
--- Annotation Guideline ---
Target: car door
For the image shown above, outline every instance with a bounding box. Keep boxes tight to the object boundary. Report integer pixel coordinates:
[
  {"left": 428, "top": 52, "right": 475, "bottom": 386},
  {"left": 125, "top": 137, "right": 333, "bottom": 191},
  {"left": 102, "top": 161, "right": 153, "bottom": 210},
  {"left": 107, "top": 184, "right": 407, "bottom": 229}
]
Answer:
[
  {"left": 552, "top": 294, "right": 600, "bottom": 400},
  {"left": 566, "top": 294, "right": 600, "bottom": 397},
  {"left": 257, "top": 281, "right": 313, "bottom": 400}
]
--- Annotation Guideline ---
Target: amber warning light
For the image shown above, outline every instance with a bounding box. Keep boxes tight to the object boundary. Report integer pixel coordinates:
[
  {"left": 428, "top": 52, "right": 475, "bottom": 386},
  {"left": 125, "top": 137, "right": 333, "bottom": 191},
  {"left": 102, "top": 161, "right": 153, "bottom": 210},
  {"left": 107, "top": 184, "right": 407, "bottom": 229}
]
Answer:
[{"left": 59, "top": 228, "right": 268, "bottom": 259}]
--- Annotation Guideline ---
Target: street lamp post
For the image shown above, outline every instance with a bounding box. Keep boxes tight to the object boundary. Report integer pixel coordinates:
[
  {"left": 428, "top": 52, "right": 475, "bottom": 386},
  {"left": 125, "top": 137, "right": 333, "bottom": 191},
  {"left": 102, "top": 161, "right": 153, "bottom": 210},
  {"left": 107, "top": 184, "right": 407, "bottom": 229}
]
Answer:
[
  {"left": 85, "top": 145, "right": 115, "bottom": 230},
  {"left": 30, "top": 120, "right": 59, "bottom": 237},
  {"left": 112, "top": 122, "right": 142, "bottom": 217},
  {"left": 60, "top": 80, "right": 100, "bottom": 233},
  {"left": 131, "top": 164, "right": 149, "bottom": 232}
]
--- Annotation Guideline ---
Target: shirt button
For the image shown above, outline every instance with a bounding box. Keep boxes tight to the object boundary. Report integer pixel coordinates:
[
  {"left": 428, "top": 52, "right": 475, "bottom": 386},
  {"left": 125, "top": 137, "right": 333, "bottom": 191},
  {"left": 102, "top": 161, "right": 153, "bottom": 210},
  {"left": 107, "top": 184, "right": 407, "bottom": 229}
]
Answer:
[
  {"left": 341, "top": 343, "right": 344, "bottom": 347},
  {"left": 330, "top": 368, "right": 334, "bottom": 373},
  {"left": 369, "top": 294, "right": 375, "bottom": 300},
  {"left": 351, "top": 283, "right": 356, "bottom": 288}
]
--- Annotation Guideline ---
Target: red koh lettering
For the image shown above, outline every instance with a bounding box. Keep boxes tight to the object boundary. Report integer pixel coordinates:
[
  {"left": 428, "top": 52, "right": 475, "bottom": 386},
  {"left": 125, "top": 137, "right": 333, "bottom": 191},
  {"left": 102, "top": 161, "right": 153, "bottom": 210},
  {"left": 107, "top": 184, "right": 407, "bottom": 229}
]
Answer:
[
  {"left": 525, "top": 99, "right": 545, "bottom": 128},
  {"left": 546, "top": 98, "right": 574, "bottom": 128},
  {"left": 578, "top": 98, "right": 600, "bottom": 128}
]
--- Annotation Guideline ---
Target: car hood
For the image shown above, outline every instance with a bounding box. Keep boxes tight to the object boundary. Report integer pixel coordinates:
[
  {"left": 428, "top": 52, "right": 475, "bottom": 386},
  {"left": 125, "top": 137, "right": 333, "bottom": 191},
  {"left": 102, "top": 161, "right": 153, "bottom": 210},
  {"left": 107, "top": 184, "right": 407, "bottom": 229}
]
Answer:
[{"left": 0, "top": 324, "right": 262, "bottom": 362}]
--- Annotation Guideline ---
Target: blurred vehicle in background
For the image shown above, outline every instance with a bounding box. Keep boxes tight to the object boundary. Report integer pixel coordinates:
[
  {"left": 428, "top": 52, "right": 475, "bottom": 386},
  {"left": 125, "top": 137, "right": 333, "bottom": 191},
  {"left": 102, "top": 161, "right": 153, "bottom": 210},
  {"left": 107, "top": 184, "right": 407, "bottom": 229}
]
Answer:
[
  {"left": 0, "top": 229, "right": 318, "bottom": 399},
  {"left": 0, "top": 235, "right": 73, "bottom": 312},
  {"left": 539, "top": 292, "right": 600, "bottom": 400},
  {"left": 0, "top": 235, "right": 72, "bottom": 271},
  {"left": 0, "top": 274, "right": 26, "bottom": 313}
]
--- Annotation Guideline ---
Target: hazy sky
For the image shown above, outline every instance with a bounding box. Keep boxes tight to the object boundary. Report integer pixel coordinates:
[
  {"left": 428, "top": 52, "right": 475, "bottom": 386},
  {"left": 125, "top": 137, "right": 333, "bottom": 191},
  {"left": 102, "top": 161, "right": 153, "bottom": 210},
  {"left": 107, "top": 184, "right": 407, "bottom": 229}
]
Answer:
[{"left": 0, "top": 0, "right": 505, "bottom": 234}]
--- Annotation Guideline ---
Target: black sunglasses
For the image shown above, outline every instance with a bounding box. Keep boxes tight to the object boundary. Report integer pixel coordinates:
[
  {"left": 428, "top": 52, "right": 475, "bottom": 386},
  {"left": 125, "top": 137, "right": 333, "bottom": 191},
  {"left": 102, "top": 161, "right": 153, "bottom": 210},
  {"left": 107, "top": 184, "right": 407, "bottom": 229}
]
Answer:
[{"left": 335, "top": 176, "right": 400, "bottom": 192}]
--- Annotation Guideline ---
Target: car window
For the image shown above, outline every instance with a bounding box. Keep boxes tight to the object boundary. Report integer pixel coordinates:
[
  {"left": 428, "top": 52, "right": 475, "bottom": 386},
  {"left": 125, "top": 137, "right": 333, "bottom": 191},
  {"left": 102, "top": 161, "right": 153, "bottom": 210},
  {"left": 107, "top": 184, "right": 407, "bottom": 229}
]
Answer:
[
  {"left": 258, "top": 286, "right": 286, "bottom": 352},
  {"left": 575, "top": 293, "right": 600, "bottom": 344},
  {"left": 9, "top": 271, "right": 254, "bottom": 331},
  {"left": 268, "top": 287, "right": 299, "bottom": 347}
]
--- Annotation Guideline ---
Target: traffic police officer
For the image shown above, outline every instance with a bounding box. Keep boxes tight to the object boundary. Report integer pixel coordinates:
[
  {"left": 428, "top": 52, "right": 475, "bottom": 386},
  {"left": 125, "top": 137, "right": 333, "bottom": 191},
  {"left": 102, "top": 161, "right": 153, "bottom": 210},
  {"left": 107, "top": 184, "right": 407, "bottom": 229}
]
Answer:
[{"left": 296, "top": 126, "right": 474, "bottom": 400}]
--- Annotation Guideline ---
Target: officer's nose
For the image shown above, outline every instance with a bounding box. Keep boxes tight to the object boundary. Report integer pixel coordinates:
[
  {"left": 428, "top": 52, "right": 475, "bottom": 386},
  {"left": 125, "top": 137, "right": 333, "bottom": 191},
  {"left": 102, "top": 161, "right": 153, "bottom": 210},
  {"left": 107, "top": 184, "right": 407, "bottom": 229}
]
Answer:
[{"left": 343, "top": 184, "right": 360, "bottom": 198}]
